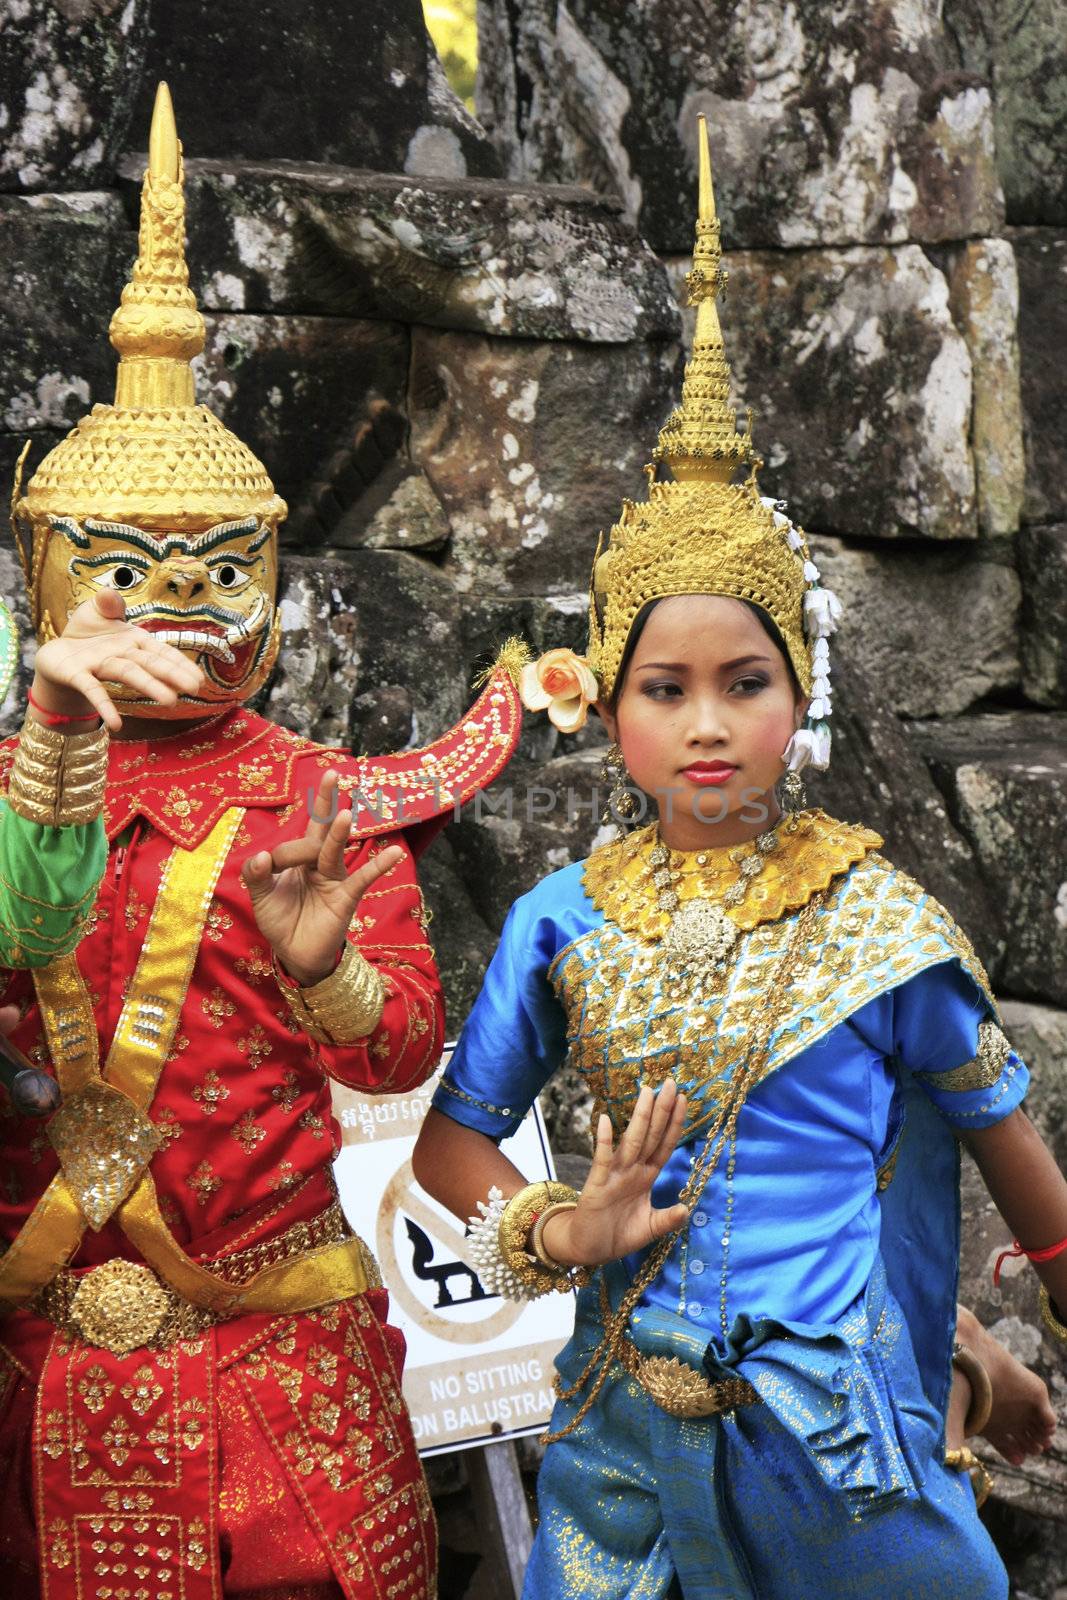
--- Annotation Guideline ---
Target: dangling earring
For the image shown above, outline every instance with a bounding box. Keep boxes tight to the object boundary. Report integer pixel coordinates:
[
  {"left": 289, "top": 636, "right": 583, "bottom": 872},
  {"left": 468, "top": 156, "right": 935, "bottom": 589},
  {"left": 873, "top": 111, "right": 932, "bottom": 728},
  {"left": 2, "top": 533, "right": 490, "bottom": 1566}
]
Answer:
[
  {"left": 601, "top": 742, "right": 637, "bottom": 823},
  {"left": 779, "top": 769, "right": 806, "bottom": 825}
]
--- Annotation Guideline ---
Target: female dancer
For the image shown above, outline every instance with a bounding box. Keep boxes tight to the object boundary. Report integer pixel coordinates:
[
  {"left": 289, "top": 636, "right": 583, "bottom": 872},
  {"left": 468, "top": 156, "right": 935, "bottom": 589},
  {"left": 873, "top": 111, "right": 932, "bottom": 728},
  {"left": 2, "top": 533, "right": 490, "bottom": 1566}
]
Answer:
[{"left": 413, "top": 118, "right": 1066, "bottom": 1598}]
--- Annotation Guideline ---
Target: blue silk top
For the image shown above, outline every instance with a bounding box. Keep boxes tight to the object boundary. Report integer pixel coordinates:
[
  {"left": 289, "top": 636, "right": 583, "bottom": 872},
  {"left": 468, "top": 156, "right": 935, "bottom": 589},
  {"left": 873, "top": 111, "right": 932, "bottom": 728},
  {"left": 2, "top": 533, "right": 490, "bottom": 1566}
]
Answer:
[{"left": 432, "top": 813, "right": 1028, "bottom": 1416}]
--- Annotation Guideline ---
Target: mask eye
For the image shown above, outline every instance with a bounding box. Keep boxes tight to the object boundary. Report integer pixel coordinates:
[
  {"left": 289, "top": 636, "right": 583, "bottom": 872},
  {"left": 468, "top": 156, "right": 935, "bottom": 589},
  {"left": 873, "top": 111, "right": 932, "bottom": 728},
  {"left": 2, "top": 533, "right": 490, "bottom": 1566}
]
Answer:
[
  {"left": 212, "top": 563, "right": 250, "bottom": 591},
  {"left": 106, "top": 564, "right": 142, "bottom": 591}
]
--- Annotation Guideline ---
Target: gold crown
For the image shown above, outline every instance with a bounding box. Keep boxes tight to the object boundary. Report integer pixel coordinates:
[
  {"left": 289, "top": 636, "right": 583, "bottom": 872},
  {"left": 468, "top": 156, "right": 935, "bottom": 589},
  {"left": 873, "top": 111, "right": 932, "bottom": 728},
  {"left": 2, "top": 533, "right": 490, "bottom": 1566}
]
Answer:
[
  {"left": 588, "top": 116, "right": 812, "bottom": 699},
  {"left": 13, "top": 82, "right": 284, "bottom": 552}
]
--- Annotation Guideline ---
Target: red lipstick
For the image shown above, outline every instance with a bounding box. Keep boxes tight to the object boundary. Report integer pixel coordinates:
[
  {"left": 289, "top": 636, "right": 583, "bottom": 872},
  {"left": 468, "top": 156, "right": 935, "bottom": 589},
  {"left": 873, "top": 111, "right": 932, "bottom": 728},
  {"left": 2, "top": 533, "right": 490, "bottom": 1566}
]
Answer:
[{"left": 682, "top": 761, "right": 737, "bottom": 786}]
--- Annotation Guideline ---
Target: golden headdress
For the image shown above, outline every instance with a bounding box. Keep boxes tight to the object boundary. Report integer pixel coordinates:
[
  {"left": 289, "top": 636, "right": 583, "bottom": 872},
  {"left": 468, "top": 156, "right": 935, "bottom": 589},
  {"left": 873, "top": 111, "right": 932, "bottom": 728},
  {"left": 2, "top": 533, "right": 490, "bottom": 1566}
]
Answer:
[
  {"left": 578, "top": 116, "right": 841, "bottom": 771},
  {"left": 11, "top": 82, "right": 285, "bottom": 606}
]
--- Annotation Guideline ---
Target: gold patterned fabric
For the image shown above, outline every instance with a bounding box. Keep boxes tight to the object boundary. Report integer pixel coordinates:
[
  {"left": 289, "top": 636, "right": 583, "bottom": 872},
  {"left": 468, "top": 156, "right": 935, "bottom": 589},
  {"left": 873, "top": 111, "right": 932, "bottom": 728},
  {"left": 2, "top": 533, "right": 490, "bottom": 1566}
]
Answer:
[
  {"left": 583, "top": 809, "right": 882, "bottom": 939},
  {"left": 552, "top": 828, "right": 997, "bottom": 1142}
]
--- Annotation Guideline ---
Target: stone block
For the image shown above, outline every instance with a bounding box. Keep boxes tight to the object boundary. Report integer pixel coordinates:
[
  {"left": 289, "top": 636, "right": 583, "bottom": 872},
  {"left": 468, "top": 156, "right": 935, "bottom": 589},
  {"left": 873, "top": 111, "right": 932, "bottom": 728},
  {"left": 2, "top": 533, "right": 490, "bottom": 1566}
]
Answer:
[
  {"left": 269, "top": 548, "right": 464, "bottom": 753},
  {"left": 809, "top": 536, "right": 1020, "bottom": 718},
  {"left": 0, "top": 191, "right": 130, "bottom": 428},
  {"left": 1012, "top": 227, "right": 1067, "bottom": 525},
  {"left": 666, "top": 243, "right": 976, "bottom": 540},
  {"left": 908, "top": 712, "right": 1067, "bottom": 1005},
  {"left": 409, "top": 325, "right": 681, "bottom": 595},
  {"left": 131, "top": 0, "right": 498, "bottom": 180},
  {"left": 193, "top": 313, "right": 409, "bottom": 526},
  {"left": 1018, "top": 523, "right": 1067, "bottom": 707},
  {"left": 946, "top": 0, "right": 1067, "bottom": 228},
  {"left": 0, "top": 0, "right": 149, "bottom": 192},
  {"left": 124, "top": 156, "right": 680, "bottom": 344},
  {"left": 942, "top": 238, "right": 1025, "bottom": 537},
  {"left": 804, "top": 655, "right": 1006, "bottom": 980},
  {"left": 478, "top": 0, "right": 1003, "bottom": 251}
]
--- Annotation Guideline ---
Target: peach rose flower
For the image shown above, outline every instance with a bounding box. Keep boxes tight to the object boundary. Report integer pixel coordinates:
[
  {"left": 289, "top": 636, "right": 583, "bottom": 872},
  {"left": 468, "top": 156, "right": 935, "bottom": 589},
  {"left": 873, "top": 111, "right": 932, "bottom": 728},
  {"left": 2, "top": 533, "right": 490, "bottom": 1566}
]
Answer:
[{"left": 519, "top": 648, "right": 599, "bottom": 733}]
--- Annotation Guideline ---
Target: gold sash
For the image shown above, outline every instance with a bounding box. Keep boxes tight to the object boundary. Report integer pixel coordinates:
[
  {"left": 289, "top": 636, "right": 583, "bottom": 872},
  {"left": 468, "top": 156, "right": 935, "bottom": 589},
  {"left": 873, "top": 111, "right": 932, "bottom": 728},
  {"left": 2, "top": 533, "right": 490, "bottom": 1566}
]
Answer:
[{"left": 0, "top": 807, "right": 371, "bottom": 1316}]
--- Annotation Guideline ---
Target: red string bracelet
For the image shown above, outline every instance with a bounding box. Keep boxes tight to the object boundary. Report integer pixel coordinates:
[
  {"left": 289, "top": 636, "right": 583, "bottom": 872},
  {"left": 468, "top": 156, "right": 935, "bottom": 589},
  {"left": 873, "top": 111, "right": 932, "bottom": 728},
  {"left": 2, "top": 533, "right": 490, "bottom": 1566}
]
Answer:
[
  {"left": 27, "top": 688, "right": 98, "bottom": 728},
  {"left": 993, "top": 1233, "right": 1067, "bottom": 1287}
]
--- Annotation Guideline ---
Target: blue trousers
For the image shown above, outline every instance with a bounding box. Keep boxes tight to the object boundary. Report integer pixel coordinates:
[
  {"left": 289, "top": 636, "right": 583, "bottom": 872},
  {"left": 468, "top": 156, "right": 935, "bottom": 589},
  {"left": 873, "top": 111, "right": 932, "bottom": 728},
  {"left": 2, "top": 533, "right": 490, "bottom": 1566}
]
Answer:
[{"left": 524, "top": 1268, "right": 1007, "bottom": 1600}]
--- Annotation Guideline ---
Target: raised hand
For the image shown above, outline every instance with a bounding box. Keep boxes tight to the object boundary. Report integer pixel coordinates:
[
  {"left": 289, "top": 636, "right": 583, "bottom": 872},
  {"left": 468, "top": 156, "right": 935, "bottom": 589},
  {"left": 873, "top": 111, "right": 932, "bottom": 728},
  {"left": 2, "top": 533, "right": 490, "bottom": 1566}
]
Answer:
[
  {"left": 32, "top": 589, "right": 205, "bottom": 731},
  {"left": 242, "top": 769, "right": 403, "bottom": 987},
  {"left": 542, "top": 1080, "right": 690, "bottom": 1267}
]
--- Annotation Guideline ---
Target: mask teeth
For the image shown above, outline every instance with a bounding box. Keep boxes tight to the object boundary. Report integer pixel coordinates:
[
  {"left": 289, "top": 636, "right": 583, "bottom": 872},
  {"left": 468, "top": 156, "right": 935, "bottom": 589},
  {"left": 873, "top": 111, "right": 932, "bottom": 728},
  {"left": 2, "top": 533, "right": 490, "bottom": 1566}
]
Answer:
[{"left": 148, "top": 627, "right": 235, "bottom": 664}]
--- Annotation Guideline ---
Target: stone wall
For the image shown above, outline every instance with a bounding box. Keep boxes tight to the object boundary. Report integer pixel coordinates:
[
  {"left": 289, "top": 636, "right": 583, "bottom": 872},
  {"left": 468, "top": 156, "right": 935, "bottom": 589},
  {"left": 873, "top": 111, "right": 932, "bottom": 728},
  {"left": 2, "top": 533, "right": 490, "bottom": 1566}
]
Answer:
[{"left": 1, "top": 0, "right": 1066, "bottom": 1586}]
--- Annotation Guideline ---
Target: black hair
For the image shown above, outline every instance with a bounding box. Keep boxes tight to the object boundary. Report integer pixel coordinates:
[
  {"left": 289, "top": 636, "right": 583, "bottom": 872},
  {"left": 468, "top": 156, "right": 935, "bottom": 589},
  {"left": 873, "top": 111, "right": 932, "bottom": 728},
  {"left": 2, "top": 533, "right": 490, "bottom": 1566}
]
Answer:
[{"left": 607, "top": 595, "right": 802, "bottom": 709}]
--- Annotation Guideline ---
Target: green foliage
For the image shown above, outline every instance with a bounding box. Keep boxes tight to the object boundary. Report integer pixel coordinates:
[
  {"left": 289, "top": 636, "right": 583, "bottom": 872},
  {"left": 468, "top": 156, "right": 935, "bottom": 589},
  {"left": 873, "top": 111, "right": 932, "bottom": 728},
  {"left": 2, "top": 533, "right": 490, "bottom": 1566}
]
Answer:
[{"left": 423, "top": 0, "right": 478, "bottom": 111}]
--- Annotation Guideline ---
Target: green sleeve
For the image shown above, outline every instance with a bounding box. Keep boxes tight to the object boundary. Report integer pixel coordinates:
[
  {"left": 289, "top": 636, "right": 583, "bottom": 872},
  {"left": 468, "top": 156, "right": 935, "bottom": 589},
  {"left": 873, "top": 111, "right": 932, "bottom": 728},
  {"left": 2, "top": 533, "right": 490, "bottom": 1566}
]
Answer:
[{"left": 0, "top": 799, "right": 107, "bottom": 968}]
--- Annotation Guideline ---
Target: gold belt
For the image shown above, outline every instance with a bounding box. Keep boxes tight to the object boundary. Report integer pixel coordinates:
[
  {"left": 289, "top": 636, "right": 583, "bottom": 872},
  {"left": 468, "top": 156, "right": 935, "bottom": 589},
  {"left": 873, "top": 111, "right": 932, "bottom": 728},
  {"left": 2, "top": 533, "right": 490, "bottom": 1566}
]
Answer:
[
  {"left": 617, "top": 1331, "right": 759, "bottom": 1419},
  {"left": 29, "top": 1202, "right": 381, "bottom": 1357}
]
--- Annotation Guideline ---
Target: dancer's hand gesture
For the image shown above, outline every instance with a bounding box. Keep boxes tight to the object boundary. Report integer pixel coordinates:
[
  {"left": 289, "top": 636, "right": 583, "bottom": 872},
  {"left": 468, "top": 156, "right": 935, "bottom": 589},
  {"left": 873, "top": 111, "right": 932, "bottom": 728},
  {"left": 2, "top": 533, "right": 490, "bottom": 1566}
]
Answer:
[
  {"left": 542, "top": 1081, "right": 690, "bottom": 1267},
  {"left": 32, "top": 590, "right": 205, "bottom": 731},
  {"left": 242, "top": 769, "right": 402, "bottom": 987}
]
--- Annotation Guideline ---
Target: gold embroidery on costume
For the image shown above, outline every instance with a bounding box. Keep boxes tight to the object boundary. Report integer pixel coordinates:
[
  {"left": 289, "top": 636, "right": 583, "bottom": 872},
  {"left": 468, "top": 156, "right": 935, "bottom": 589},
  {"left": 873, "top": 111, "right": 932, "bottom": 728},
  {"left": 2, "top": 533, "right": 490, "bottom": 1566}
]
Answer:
[
  {"left": 582, "top": 809, "right": 882, "bottom": 940},
  {"left": 277, "top": 941, "right": 387, "bottom": 1045},
  {"left": 554, "top": 840, "right": 998, "bottom": 1141},
  {"left": 920, "top": 1020, "right": 1013, "bottom": 1093}
]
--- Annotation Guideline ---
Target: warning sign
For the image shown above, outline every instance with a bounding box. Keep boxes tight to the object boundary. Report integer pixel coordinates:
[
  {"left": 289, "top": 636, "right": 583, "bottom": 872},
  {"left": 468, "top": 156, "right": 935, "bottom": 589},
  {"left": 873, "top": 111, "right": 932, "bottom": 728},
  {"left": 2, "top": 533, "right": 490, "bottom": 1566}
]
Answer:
[{"left": 331, "top": 1050, "right": 576, "bottom": 1455}]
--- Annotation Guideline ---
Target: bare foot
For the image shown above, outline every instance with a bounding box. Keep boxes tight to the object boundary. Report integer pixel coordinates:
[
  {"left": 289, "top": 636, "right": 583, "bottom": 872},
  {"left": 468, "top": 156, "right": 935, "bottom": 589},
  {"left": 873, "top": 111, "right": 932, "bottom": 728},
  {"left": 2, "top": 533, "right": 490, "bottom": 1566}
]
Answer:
[{"left": 955, "top": 1305, "right": 1057, "bottom": 1467}]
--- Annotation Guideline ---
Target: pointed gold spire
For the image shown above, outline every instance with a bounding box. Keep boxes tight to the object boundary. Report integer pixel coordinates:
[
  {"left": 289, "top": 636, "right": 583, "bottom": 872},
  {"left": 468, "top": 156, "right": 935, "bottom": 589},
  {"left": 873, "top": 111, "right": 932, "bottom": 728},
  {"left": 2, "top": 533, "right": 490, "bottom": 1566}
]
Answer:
[
  {"left": 653, "top": 114, "right": 756, "bottom": 483},
  {"left": 109, "top": 80, "right": 205, "bottom": 409}
]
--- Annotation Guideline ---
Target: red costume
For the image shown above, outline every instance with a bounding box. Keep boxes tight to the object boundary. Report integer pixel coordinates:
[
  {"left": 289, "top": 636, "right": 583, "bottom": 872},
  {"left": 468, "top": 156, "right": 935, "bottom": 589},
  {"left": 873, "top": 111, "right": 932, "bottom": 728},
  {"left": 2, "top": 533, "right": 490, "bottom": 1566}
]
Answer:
[
  {"left": 0, "top": 688, "right": 521, "bottom": 1599},
  {"left": 0, "top": 83, "right": 524, "bottom": 1600}
]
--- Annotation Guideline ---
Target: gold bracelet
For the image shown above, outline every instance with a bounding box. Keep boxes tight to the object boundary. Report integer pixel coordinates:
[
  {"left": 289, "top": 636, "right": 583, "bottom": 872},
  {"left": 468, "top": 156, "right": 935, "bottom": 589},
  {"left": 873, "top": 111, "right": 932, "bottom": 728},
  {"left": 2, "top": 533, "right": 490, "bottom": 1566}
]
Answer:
[
  {"left": 944, "top": 1446, "right": 994, "bottom": 1508},
  {"left": 1039, "top": 1284, "right": 1067, "bottom": 1349},
  {"left": 275, "top": 941, "right": 386, "bottom": 1045},
  {"left": 952, "top": 1341, "right": 993, "bottom": 1437},
  {"left": 8, "top": 714, "right": 108, "bottom": 826},
  {"left": 498, "top": 1182, "right": 584, "bottom": 1297},
  {"left": 530, "top": 1200, "right": 579, "bottom": 1270}
]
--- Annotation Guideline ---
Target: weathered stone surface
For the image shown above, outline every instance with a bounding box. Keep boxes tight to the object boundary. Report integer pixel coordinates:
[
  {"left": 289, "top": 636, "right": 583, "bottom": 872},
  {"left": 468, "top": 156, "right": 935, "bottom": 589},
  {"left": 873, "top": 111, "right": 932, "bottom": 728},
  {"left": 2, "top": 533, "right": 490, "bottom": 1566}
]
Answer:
[
  {"left": 328, "top": 464, "right": 452, "bottom": 555},
  {"left": 0, "top": 0, "right": 149, "bottom": 192},
  {"left": 1018, "top": 524, "right": 1067, "bottom": 707},
  {"left": 409, "top": 326, "right": 680, "bottom": 595},
  {"left": 666, "top": 244, "right": 975, "bottom": 540},
  {"left": 124, "top": 157, "right": 680, "bottom": 344},
  {"left": 809, "top": 536, "right": 1020, "bottom": 718},
  {"left": 908, "top": 713, "right": 1067, "bottom": 1005},
  {"left": 448, "top": 749, "right": 607, "bottom": 932},
  {"left": 478, "top": 0, "right": 1003, "bottom": 252},
  {"left": 0, "top": 544, "right": 34, "bottom": 738},
  {"left": 417, "top": 833, "right": 497, "bottom": 1029},
  {"left": 1012, "top": 228, "right": 1067, "bottom": 525},
  {"left": 0, "top": 191, "right": 129, "bottom": 428},
  {"left": 941, "top": 239, "right": 1025, "bottom": 537},
  {"left": 131, "top": 0, "right": 498, "bottom": 181},
  {"left": 269, "top": 550, "right": 465, "bottom": 751},
  {"left": 946, "top": 0, "right": 1067, "bottom": 230},
  {"left": 194, "top": 314, "right": 409, "bottom": 525},
  {"left": 803, "top": 655, "right": 1006, "bottom": 979}
]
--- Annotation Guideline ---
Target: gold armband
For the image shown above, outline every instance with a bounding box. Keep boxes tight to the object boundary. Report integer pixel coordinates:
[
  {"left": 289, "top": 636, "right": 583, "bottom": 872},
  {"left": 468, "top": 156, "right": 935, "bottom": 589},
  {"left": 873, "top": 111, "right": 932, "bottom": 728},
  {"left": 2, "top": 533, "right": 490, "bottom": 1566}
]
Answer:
[
  {"left": 1039, "top": 1284, "right": 1067, "bottom": 1350},
  {"left": 498, "top": 1181, "right": 588, "bottom": 1297},
  {"left": 7, "top": 715, "right": 108, "bottom": 827},
  {"left": 276, "top": 941, "right": 387, "bottom": 1045}
]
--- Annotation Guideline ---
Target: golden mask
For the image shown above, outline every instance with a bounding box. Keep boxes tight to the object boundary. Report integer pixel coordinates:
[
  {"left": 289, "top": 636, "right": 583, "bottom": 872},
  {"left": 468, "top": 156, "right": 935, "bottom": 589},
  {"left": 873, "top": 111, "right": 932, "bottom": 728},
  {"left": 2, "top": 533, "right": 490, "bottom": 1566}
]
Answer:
[{"left": 10, "top": 83, "right": 285, "bottom": 717}]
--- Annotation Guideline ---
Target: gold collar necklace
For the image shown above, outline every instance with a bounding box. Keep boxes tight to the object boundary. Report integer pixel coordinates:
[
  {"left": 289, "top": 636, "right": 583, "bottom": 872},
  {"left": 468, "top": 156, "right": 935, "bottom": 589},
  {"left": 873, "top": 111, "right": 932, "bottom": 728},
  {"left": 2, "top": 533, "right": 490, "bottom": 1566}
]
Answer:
[{"left": 648, "top": 816, "right": 788, "bottom": 995}]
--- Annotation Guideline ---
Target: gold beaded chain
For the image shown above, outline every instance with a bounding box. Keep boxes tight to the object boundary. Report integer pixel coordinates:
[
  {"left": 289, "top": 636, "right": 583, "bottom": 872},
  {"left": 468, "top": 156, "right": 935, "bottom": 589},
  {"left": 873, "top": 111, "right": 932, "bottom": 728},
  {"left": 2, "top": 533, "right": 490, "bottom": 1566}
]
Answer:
[{"left": 544, "top": 893, "right": 824, "bottom": 1443}]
